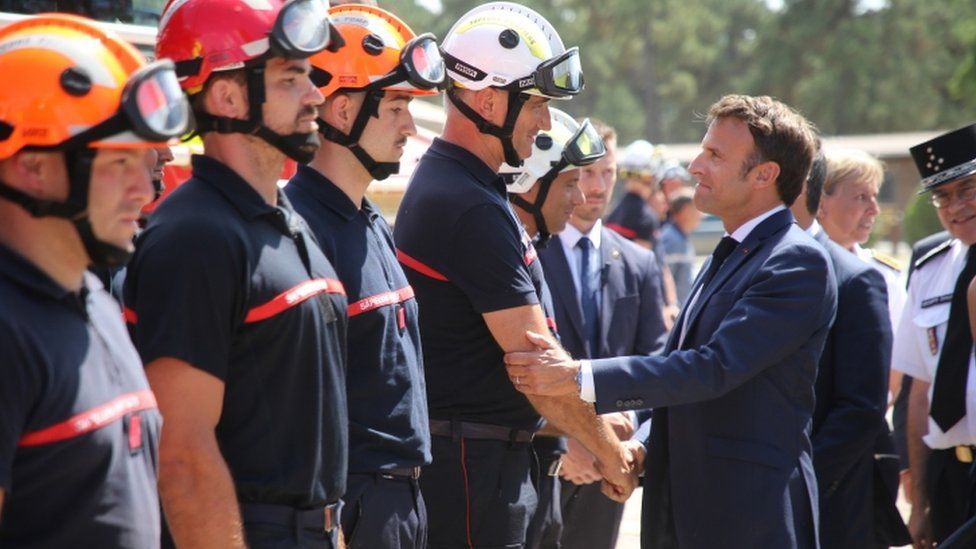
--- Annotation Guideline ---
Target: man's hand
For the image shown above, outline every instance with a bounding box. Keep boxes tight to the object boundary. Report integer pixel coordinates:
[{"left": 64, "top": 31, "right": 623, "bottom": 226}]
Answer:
[
  {"left": 908, "top": 504, "right": 934, "bottom": 549},
  {"left": 505, "top": 330, "right": 581, "bottom": 397},
  {"left": 604, "top": 412, "right": 636, "bottom": 440},
  {"left": 598, "top": 440, "right": 644, "bottom": 502},
  {"left": 559, "top": 438, "right": 602, "bottom": 485}
]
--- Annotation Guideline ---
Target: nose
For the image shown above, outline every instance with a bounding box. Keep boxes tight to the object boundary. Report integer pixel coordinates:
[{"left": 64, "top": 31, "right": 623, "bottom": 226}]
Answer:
[
  {"left": 867, "top": 196, "right": 879, "bottom": 216},
  {"left": 156, "top": 145, "right": 174, "bottom": 165},
  {"left": 133, "top": 151, "right": 156, "bottom": 208},
  {"left": 403, "top": 112, "right": 417, "bottom": 137},
  {"left": 572, "top": 183, "right": 585, "bottom": 206},
  {"left": 688, "top": 152, "right": 704, "bottom": 177},
  {"left": 305, "top": 78, "right": 325, "bottom": 107},
  {"left": 538, "top": 102, "right": 552, "bottom": 131}
]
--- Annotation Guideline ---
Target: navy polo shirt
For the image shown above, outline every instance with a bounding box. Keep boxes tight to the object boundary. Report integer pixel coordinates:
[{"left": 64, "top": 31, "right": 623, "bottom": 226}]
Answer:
[
  {"left": 0, "top": 244, "right": 162, "bottom": 547},
  {"left": 606, "top": 191, "right": 660, "bottom": 248},
  {"left": 285, "top": 166, "right": 431, "bottom": 472},
  {"left": 124, "top": 155, "right": 349, "bottom": 506},
  {"left": 394, "top": 138, "right": 556, "bottom": 430}
]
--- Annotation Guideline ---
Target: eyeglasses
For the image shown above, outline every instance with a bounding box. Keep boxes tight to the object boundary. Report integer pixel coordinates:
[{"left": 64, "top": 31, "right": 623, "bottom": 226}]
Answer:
[{"left": 930, "top": 183, "right": 976, "bottom": 208}]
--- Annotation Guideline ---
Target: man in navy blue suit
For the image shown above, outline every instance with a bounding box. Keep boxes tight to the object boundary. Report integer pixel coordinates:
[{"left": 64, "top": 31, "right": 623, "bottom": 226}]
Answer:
[
  {"left": 505, "top": 95, "right": 836, "bottom": 549},
  {"left": 791, "top": 150, "right": 908, "bottom": 547},
  {"left": 536, "top": 120, "right": 667, "bottom": 549}
]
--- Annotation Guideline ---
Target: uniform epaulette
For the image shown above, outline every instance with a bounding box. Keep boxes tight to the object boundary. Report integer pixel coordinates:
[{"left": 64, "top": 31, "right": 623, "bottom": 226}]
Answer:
[
  {"left": 914, "top": 239, "right": 954, "bottom": 270},
  {"left": 871, "top": 250, "right": 903, "bottom": 273}
]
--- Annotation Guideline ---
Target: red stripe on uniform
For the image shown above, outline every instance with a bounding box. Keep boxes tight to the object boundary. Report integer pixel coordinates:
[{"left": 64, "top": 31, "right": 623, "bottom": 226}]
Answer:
[
  {"left": 460, "top": 437, "right": 475, "bottom": 549},
  {"left": 396, "top": 249, "right": 449, "bottom": 282},
  {"left": 605, "top": 223, "right": 636, "bottom": 239},
  {"left": 245, "top": 278, "right": 346, "bottom": 324},
  {"left": 546, "top": 317, "right": 558, "bottom": 333},
  {"left": 18, "top": 390, "right": 158, "bottom": 447},
  {"left": 123, "top": 307, "right": 138, "bottom": 324},
  {"left": 347, "top": 286, "right": 415, "bottom": 317}
]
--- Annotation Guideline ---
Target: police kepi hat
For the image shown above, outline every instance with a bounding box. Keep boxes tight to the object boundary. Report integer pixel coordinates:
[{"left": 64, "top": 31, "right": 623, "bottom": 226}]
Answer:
[{"left": 911, "top": 122, "right": 976, "bottom": 192}]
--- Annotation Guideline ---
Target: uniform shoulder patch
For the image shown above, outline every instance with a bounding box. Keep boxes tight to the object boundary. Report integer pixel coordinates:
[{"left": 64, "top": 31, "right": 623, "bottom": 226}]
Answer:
[
  {"left": 871, "top": 250, "right": 902, "bottom": 272},
  {"left": 914, "top": 239, "right": 954, "bottom": 271}
]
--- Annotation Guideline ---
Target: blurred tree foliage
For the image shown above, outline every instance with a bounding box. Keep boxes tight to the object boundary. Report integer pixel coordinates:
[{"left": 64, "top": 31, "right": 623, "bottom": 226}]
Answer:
[{"left": 383, "top": 0, "right": 976, "bottom": 144}]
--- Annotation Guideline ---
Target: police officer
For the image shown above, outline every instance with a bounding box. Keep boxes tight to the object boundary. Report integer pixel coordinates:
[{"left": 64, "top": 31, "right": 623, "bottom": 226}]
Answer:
[
  {"left": 123, "top": 1, "right": 349, "bottom": 547},
  {"left": 894, "top": 124, "right": 976, "bottom": 547},
  {"left": 0, "top": 14, "right": 190, "bottom": 546},
  {"left": 394, "top": 3, "right": 636, "bottom": 547},
  {"left": 284, "top": 5, "right": 443, "bottom": 547}
]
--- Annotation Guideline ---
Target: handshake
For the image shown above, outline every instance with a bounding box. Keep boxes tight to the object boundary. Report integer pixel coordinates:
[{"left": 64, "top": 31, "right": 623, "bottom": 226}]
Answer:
[{"left": 564, "top": 416, "right": 646, "bottom": 503}]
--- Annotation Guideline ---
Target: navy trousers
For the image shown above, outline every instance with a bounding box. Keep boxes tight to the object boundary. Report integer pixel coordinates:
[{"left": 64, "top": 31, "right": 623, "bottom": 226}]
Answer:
[{"left": 341, "top": 472, "right": 427, "bottom": 549}]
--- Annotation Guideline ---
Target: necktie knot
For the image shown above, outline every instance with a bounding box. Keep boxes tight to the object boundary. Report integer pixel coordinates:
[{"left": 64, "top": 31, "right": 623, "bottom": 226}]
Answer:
[
  {"left": 577, "top": 236, "right": 592, "bottom": 251},
  {"left": 713, "top": 236, "right": 738, "bottom": 263}
]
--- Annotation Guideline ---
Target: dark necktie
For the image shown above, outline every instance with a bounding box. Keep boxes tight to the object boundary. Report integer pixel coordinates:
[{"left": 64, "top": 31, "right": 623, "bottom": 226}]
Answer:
[
  {"left": 578, "top": 236, "right": 600, "bottom": 357},
  {"left": 930, "top": 244, "right": 976, "bottom": 432},
  {"left": 699, "top": 236, "right": 738, "bottom": 291}
]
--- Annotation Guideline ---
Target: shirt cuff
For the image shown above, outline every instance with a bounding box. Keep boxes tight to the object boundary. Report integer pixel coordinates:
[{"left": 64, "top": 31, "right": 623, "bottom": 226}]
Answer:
[{"left": 580, "top": 360, "right": 596, "bottom": 403}]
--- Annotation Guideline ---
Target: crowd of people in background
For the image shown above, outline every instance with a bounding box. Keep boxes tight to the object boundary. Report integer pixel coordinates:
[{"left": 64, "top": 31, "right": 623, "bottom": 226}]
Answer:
[{"left": 2, "top": 1, "right": 976, "bottom": 549}]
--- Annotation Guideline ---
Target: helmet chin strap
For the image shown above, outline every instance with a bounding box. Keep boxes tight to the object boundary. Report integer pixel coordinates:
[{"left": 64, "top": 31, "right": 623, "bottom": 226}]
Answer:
[
  {"left": 0, "top": 148, "right": 133, "bottom": 268},
  {"left": 447, "top": 88, "right": 527, "bottom": 167},
  {"left": 316, "top": 89, "right": 400, "bottom": 181},
  {"left": 192, "top": 63, "right": 321, "bottom": 164},
  {"left": 509, "top": 171, "right": 557, "bottom": 248}
]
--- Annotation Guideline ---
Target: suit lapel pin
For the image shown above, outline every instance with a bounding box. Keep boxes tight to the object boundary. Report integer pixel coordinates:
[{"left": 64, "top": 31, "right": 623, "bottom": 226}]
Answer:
[{"left": 611, "top": 248, "right": 620, "bottom": 259}]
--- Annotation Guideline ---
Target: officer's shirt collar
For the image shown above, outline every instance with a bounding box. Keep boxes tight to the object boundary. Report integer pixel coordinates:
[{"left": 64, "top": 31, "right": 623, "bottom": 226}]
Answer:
[
  {"left": 191, "top": 155, "right": 294, "bottom": 223},
  {"left": 0, "top": 241, "right": 91, "bottom": 317},
  {"left": 428, "top": 138, "right": 507, "bottom": 196},
  {"left": 291, "top": 165, "right": 381, "bottom": 223}
]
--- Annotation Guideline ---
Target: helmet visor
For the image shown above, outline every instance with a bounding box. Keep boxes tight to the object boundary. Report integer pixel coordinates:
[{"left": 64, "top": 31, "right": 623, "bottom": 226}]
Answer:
[
  {"left": 563, "top": 118, "right": 606, "bottom": 166},
  {"left": 123, "top": 60, "right": 192, "bottom": 141},
  {"left": 536, "top": 47, "right": 584, "bottom": 98},
  {"left": 275, "top": 0, "right": 336, "bottom": 57}
]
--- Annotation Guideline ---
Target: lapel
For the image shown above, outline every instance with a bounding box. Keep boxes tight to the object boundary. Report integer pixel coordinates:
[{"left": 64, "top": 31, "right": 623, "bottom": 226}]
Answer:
[
  {"left": 599, "top": 228, "right": 623, "bottom": 354},
  {"left": 683, "top": 209, "right": 795, "bottom": 339},
  {"left": 542, "top": 241, "right": 586, "bottom": 345}
]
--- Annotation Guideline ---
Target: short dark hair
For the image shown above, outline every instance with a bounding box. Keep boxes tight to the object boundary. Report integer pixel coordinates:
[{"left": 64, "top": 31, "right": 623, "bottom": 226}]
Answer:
[
  {"left": 707, "top": 95, "right": 816, "bottom": 206},
  {"left": 805, "top": 147, "right": 826, "bottom": 216},
  {"left": 190, "top": 69, "right": 248, "bottom": 115}
]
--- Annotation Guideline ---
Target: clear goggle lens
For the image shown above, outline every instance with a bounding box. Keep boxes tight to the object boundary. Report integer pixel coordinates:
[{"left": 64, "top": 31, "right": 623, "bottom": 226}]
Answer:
[
  {"left": 407, "top": 35, "right": 445, "bottom": 88},
  {"left": 550, "top": 50, "right": 583, "bottom": 94},
  {"left": 278, "top": 0, "right": 332, "bottom": 55},
  {"left": 565, "top": 119, "right": 606, "bottom": 166},
  {"left": 125, "top": 60, "right": 191, "bottom": 141}
]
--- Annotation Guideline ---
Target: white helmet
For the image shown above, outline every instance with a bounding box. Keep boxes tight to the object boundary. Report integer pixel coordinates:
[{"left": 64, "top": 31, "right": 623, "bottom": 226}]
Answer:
[
  {"left": 500, "top": 107, "right": 606, "bottom": 243},
  {"left": 441, "top": 2, "right": 584, "bottom": 166},
  {"left": 618, "top": 139, "right": 661, "bottom": 180}
]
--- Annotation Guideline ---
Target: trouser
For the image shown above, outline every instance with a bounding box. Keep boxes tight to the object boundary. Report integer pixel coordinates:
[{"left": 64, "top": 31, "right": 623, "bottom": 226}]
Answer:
[
  {"left": 422, "top": 425, "right": 537, "bottom": 548},
  {"left": 556, "top": 480, "right": 625, "bottom": 549},
  {"left": 526, "top": 454, "right": 563, "bottom": 549},
  {"left": 927, "top": 447, "right": 975, "bottom": 543},
  {"left": 239, "top": 502, "right": 341, "bottom": 549},
  {"left": 342, "top": 471, "right": 427, "bottom": 549}
]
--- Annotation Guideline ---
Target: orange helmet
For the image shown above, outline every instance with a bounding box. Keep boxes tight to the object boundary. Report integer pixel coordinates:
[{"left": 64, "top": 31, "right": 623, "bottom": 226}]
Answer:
[
  {"left": 310, "top": 4, "right": 445, "bottom": 180},
  {"left": 0, "top": 14, "right": 188, "bottom": 159},
  {"left": 0, "top": 14, "right": 191, "bottom": 267},
  {"left": 311, "top": 4, "right": 443, "bottom": 98}
]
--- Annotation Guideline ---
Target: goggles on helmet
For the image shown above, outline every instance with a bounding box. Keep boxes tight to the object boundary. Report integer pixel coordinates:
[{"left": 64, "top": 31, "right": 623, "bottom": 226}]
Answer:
[
  {"left": 541, "top": 117, "right": 606, "bottom": 174},
  {"left": 511, "top": 47, "right": 584, "bottom": 98},
  {"left": 31, "top": 59, "right": 191, "bottom": 151},
  {"left": 364, "top": 33, "right": 446, "bottom": 92},
  {"left": 271, "top": 0, "right": 343, "bottom": 58}
]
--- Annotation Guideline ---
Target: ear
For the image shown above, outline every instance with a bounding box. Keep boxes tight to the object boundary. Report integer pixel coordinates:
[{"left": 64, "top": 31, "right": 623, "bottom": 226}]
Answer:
[
  {"left": 472, "top": 87, "right": 500, "bottom": 121},
  {"left": 322, "top": 93, "right": 357, "bottom": 133},
  {"left": 4, "top": 151, "right": 63, "bottom": 199},
  {"left": 205, "top": 78, "right": 248, "bottom": 119},
  {"left": 751, "top": 160, "right": 780, "bottom": 190}
]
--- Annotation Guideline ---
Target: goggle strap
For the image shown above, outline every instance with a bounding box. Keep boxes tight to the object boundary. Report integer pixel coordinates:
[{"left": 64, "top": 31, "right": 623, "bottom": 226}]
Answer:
[
  {"left": 0, "top": 180, "right": 81, "bottom": 218},
  {"left": 508, "top": 191, "right": 550, "bottom": 248},
  {"left": 246, "top": 65, "right": 266, "bottom": 125},
  {"left": 0, "top": 147, "right": 94, "bottom": 220},
  {"left": 446, "top": 89, "right": 509, "bottom": 137},
  {"left": 348, "top": 143, "right": 400, "bottom": 181},
  {"left": 441, "top": 52, "right": 489, "bottom": 84}
]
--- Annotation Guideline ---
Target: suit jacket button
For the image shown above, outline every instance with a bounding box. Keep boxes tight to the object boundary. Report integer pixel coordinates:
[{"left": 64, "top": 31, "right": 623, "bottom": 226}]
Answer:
[{"left": 616, "top": 400, "right": 624, "bottom": 408}]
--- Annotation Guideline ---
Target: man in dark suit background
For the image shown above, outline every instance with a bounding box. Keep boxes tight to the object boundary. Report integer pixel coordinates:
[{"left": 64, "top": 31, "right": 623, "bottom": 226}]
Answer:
[
  {"left": 537, "top": 121, "right": 667, "bottom": 549},
  {"left": 505, "top": 95, "right": 836, "bottom": 549},
  {"left": 791, "top": 150, "right": 909, "bottom": 547}
]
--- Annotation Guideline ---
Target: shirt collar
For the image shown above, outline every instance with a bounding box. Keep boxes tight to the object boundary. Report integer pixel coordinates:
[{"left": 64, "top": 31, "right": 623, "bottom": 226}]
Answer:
[
  {"left": 290, "top": 164, "right": 362, "bottom": 222},
  {"left": 192, "top": 155, "right": 283, "bottom": 221},
  {"left": 805, "top": 218, "right": 822, "bottom": 237},
  {"left": 560, "top": 219, "right": 603, "bottom": 251},
  {"left": 728, "top": 204, "right": 787, "bottom": 242},
  {"left": 427, "top": 138, "right": 507, "bottom": 196},
  {"left": 0, "top": 242, "right": 91, "bottom": 316}
]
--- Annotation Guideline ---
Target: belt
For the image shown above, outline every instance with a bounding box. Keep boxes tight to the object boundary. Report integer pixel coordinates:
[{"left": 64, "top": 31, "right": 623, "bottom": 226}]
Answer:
[
  {"left": 955, "top": 445, "right": 975, "bottom": 464},
  {"left": 240, "top": 501, "right": 341, "bottom": 533},
  {"left": 429, "top": 419, "right": 535, "bottom": 443},
  {"left": 379, "top": 466, "right": 422, "bottom": 480}
]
